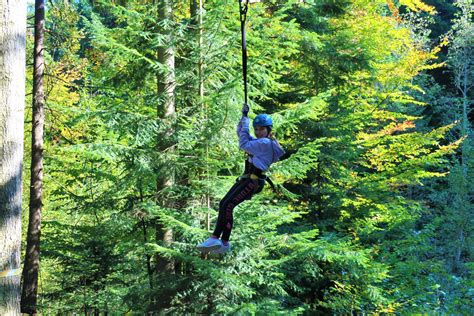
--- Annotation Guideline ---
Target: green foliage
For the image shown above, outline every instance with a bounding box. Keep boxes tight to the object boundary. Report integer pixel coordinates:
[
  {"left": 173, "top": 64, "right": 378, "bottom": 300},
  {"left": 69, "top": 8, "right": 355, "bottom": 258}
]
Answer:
[{"left": 20, "top": 0, "right": 472, "bottom": 314}]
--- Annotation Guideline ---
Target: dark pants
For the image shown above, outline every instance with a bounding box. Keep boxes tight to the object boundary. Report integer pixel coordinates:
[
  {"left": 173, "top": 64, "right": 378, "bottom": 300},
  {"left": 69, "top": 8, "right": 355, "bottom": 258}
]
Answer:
[{"left": 212, "top": 177, "right": 264, "bottom": 241}]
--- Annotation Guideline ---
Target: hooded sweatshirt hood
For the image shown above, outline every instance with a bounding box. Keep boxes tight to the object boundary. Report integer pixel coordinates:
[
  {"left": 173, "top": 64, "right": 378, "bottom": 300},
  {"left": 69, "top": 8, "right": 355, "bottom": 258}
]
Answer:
[{"left": 271, "top": 139, "right": 285, "bottom": 163}]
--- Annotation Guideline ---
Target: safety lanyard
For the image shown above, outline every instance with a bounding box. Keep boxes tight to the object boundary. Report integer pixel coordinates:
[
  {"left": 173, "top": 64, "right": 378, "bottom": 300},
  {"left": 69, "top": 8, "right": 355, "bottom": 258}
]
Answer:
[{"left": 239, "top": 0, "right": 249, "bottom": 106}]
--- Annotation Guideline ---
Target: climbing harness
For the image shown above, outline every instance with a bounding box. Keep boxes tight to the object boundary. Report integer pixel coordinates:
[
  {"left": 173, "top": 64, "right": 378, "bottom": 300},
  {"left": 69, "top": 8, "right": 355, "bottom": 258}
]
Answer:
[
  {"left": 239, "top": 0, "right": 249, "bottom": 109},
  {"left": 238, "top": 155, "right": 277, "bottom": 194}
]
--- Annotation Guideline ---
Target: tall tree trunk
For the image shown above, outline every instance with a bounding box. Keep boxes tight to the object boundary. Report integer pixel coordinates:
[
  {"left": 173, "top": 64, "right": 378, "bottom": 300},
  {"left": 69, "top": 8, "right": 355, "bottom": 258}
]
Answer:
[
  {"left": 191, "top": 0, "right": 211, "bottom": 231},
  {"left": 21, "top": 0, "right": 45, "bottom": 313},
  {"left": 197, "top": 0, "right": 204, "bottom": 100},
  {"left": 155, "top": 0, "right": 176, "bottom": 275},
  {"left": 454, "top": 57, "right": 469, "bottom": 273},
  {"left": 0, "top": 0, "right": 27, "bottom": 314},
  {"left": 190, "top": 0, "right": 198, "bottom": 22},
  {"left": 198, "top": 1, "right": 209, "bottom": 228},
  {"left": 451, "top": 2, "right": 472, "bottom": 273}
]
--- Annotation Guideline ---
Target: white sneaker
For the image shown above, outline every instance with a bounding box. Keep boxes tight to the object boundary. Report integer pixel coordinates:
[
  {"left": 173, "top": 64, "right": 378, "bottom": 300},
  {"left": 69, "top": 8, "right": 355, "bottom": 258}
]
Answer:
[
  {"left": 196, "top": 237, "right": 222, "bottom": 253},
  {"left": 210, "top": 242, "right": 231, "bottom": 255}
]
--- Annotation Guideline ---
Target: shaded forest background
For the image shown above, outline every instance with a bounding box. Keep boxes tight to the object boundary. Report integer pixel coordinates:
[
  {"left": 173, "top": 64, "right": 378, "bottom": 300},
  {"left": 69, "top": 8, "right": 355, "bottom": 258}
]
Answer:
[{"left": 16, "top": 0, "right": 473, "bottom": 313}]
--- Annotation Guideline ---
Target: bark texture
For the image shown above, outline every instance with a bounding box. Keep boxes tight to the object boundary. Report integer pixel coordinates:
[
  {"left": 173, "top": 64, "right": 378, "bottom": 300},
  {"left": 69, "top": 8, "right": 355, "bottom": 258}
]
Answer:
[
  {"left": 0, "top": 0, "right": 27, "bottom": 314},
  {"left": 21, "top": 0, "right": 45, "bottom": 313}
]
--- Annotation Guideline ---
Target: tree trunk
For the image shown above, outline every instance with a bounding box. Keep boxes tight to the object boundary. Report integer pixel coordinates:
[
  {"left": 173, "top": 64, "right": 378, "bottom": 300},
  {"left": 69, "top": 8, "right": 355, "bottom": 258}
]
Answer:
[
  {"left": 0, "top": 0, "right": 27, "bottom": 314},
  {"left": 191, "top": 0, "right": 211, "bottom": 232},
  {"left": 190, "top": 0, "right": 198, "bottom": 23},
  {"left": 197, "top": 0, "right": 204, "bottom": 100},
  {"left": 451, "top": 3, "right": 472, "bottom": 273},
  {"left": 21, "top": 0, "right": 45, "bottom": 313},
  {"left": 155, "top": 0, "right": 176, "bottom": 275}
]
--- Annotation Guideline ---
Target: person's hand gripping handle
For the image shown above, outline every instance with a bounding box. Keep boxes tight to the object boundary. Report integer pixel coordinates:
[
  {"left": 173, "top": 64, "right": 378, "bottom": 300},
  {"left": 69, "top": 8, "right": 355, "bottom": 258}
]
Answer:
[{"left": 242, "top": 103, "right": 249, "bottom": 117}]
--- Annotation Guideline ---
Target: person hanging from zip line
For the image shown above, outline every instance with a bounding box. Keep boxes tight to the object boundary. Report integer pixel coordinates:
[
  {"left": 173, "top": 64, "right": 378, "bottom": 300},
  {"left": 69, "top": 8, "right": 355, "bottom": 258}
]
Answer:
[{"left": 196, "top": 103, "right": 285, "bottom": 254}]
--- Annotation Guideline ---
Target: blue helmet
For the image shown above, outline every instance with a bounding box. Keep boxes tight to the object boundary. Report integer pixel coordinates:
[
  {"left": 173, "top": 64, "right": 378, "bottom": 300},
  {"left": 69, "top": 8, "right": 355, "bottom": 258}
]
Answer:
[{"left": 253, "top": 114, "right": 273, "bottom": 128}]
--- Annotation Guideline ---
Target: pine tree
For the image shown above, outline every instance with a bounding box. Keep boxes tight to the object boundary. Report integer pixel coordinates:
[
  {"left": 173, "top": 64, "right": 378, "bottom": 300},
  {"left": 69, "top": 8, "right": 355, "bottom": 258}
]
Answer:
[{"left": 21, "top": 0, "right": 46, "bottom": 313}]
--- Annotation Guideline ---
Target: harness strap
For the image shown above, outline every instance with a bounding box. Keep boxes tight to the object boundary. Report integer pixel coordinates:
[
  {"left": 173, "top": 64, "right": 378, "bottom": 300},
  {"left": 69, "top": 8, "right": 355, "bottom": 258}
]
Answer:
[
  {"left": 238, "top": 173, "right": 277, "bottom": 193},
  {"left": 239, "top": 173, "right": 262, "bottom": 180},
  {"left": 265, "top": 176, "right": 276, "bottom": 192}
]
